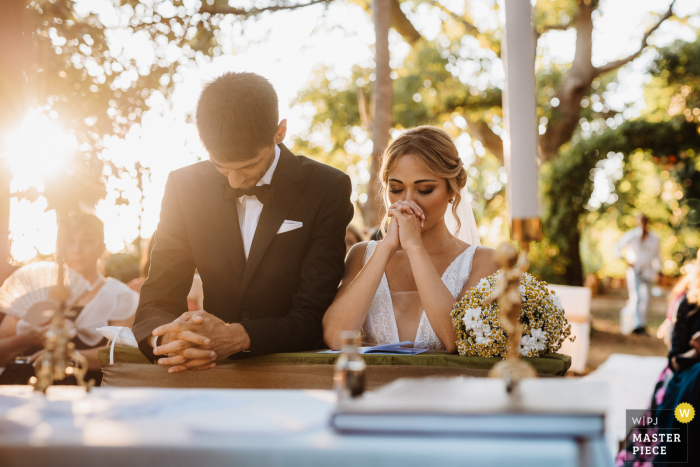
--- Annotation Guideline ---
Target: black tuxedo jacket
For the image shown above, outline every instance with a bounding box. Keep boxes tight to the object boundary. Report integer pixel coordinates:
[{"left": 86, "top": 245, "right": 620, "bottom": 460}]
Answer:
[{"left": 132, "top": 144, "right": 353, "bottom": 360}]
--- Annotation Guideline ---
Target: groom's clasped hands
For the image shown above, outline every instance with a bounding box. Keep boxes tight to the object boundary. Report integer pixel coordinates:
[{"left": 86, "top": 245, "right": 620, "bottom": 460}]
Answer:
[
  {"left": 152, "top": 311, "right": 250, "bottom": 373},
  {"left": 385, "top": 200, "right": 426, "bottom": 252}
]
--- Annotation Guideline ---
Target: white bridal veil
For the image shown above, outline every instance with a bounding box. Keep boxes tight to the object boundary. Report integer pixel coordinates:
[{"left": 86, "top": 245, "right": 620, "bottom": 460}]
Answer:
[{"left": 444, "top": 186, "right": 481, "bottom": 247}]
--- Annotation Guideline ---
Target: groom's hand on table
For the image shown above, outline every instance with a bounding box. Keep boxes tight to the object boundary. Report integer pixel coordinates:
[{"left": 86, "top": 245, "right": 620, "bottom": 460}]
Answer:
[{"left": 152, "top": 311, "right": 251, "bottom": 373}]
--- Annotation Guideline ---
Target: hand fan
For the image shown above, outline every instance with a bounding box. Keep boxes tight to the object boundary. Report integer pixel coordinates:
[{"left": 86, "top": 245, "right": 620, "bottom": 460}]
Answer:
[{"left": 0, "top": 262, "right": 91, "bottom": 323}]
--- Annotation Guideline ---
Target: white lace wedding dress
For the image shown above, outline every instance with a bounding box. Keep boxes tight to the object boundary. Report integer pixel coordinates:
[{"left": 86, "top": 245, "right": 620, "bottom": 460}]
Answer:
[{"left": 361, "top": 240, "right": 479, "bottom": 351}]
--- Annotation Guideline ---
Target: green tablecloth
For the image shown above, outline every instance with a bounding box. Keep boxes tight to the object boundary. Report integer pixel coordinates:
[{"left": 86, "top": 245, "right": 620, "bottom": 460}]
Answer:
[{"left": 99, "top": 346, "right": 571, "bottom": 376}]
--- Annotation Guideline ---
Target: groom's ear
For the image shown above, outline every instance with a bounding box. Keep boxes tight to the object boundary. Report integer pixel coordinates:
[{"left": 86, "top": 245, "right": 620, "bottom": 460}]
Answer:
[{"left": 273, "top": 119, "right": 287, "bottom": 144}]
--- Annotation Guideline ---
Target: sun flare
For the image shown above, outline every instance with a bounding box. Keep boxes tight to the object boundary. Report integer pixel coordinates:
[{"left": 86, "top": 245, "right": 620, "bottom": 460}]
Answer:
[
  {"left": 0, "top": 113, "right": 75, "bottom": 262},
  {"left": 1, "top": 113, "right": 76, "bottom": 191}
]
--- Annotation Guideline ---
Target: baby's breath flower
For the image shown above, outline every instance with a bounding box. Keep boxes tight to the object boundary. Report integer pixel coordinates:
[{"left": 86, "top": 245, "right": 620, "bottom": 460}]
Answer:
[
  {"left": 462, "top": 307, "right": 482, "bottom": 331},
  {"left": 451, "top": 272, "right": 573, "bottom": 358}
]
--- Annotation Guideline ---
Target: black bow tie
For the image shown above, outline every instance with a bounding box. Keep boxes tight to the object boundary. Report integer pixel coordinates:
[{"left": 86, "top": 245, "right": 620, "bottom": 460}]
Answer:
[{"left": 223, "top": 184, "right": 274, "bottom": 205}]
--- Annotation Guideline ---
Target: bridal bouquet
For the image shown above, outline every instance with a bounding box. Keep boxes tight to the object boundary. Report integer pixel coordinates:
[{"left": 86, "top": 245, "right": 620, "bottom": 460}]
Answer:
[{"left": 451, "top": 272, "right": 573, "bottom": 358}]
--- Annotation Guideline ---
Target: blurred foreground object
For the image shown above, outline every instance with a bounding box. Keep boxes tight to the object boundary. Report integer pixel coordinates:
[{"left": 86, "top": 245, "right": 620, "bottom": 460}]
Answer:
[
  {"left": 485, "top": 244, "right": 537, "bottom": 391},
  {"left": 332, "top": 378, "right": 612, "bottom": 466},
  {"left": 334, "top": 332, "right": 366, "bottom": 400},
  {"left": 0, "top": 384, "right": 611, "bottom": 467},
  {"left": 29, "top": 171, "right": 104, "bottom": 393},
  {"left": 485, "top": 0, "right": 544, "bottom": 393},
  {"left": 30, "top": 228, "right": 94, "bottom": 393}
]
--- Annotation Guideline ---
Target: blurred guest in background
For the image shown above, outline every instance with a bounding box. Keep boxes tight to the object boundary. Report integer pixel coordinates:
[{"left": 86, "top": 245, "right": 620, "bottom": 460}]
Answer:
[
  {"left": 615, "top": 214, "right": 661, "bottom": 335},
  {"left": 127, "top": 235, "right": 156, "bottom": 294},
  {"left": 0, "top": 327, "right": 44, "bottom": 368},
  {"left": 0, "top": 213, "right": 138, "bottom": 385},
  {"left": 345, "top": 224, "right": 365, "bottom": 256},
  {"left": 617, "top": 261, "right": 700, "bottom": 466},
  {"left": 368, "top": 226, "right": 383, "bottom": 242},
  {"left": 658, "top": 250, "right": 700, "bottom": 346}
]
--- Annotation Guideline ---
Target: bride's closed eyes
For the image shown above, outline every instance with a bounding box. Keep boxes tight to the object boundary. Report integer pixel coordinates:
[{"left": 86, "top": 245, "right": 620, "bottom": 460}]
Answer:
[
  {"left": 388, "top": 178, "right": 438, "bottom": 196},
  {"left": 389, "top": 188, "right": 435, "bottom": 195}
]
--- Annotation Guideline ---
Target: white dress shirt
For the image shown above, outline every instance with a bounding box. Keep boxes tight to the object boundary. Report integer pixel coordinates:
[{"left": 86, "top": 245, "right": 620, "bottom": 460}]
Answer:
[
  {"left": 614, "top": 227, "right": 661, "bottom": 280},
  {"left": 236, "top": 144, "right": 281, "bottom": 260}
]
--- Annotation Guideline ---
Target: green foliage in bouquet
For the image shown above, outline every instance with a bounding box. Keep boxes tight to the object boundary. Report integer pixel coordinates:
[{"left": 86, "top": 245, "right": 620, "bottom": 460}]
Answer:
[{"left": 451, "top": 272, "right": 573, "bottom": 358}]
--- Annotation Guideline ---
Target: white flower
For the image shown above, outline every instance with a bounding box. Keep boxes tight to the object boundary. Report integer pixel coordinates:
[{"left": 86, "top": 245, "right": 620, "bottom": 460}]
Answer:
[
  {"left": 481, "top": 323, "right": 492, "bottom": 337},
  {"left": 530, "top": 328, "right": 548, "bottom": 351},
  {"left": 474, "top": 328, "right": 492, "bottom": 346},
  {"left": 477, "top": 278, "right": 490, "bottom": 292},
  {"left": 476, "top": 336, "right": 492, "bottom": 346},
  {"left": 520, "top": 335, "right": 535, "bottom": 356},
  {"left": 519, "top": 283, "right": 526, "bottom": 296},
  {"left": 462, "top": 308, "right": 482, "bottom": 330}
]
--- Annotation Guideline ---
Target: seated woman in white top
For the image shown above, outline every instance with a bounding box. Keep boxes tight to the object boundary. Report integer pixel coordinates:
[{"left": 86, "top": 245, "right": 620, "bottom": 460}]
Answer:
[
  {"left": 323, "top": 126, "right": 499, "bottom": 352},
  {"left": 0, "top": 213, "right": 138, "bottom": 383}
]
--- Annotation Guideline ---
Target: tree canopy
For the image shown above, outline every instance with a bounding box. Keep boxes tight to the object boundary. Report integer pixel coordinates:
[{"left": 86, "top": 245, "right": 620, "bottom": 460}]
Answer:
[{"left": 4, "top": 0, "right": 700, "bottom": 286}]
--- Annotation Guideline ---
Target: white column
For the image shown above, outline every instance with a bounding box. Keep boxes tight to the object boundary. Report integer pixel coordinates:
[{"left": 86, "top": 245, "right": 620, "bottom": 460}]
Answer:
[{"left": 502, "top": 0, "right": 539, "bottom": 221}]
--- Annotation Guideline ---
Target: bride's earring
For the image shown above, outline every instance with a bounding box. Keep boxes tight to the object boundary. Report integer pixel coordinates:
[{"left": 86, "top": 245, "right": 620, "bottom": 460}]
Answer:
[{"left": 449, "top": 198, "right": 455, "bottom": 203}]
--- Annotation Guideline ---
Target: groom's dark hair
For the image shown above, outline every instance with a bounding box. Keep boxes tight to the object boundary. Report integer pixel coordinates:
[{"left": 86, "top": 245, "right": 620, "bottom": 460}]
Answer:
[{"left": 196, "top": 72, "right": 279, "bottom": 162}]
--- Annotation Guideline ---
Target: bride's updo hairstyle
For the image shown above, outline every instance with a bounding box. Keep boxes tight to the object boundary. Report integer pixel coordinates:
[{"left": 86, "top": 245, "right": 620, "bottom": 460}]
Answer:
[{"left": 380, "top": 125, "right": 467, "bottom": 232}]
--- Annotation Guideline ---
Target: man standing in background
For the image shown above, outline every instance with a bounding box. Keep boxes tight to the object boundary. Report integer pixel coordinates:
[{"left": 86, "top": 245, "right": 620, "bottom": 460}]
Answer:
[{"left": 615, "top": 215, "right": 661, "bottom": 336}]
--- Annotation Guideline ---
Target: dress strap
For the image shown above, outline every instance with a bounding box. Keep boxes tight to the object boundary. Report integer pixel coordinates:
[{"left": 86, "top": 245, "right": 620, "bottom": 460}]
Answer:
[
  {"left": 363, "top": 240, "right": 377, "bottom": 265},
  {"left": 458, "top": 245, "right": 479, "bottom": 278}
]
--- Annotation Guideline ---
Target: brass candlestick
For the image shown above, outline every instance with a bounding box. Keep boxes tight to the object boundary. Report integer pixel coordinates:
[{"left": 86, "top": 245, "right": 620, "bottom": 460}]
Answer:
[
  {"left": 485, "top": 217, "right": 542, "bottom": 393},
  {"left": 30, "top": 209, "right": 94, "bottom": 393}
]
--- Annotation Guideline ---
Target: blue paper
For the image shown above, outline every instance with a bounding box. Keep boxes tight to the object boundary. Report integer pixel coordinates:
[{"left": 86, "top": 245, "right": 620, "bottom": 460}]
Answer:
[{"left": 319, "top": 341, "right": 428, "bottom": 355}]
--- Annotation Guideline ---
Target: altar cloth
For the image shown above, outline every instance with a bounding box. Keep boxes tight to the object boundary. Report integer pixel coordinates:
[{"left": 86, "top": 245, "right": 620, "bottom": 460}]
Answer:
[
  {"left": 98, "top": 346, "right": 571, "bottom": 389},
  {"left": 0, "top": 384, "right": 609, "bottom": 467}
]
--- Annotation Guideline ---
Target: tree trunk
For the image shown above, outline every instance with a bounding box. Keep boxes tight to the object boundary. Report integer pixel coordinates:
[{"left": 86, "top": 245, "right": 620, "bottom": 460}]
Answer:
[
  {"left": 563, "top": 228, "right": 584, "bottom": 286},
  {"left": 0, "top": 0, "right": 31, "bottom": 283},
  {"left": 538, "top": 1, "right": 596, "bottom": 159},
  {"left": 363, "top": 0, "right": 393, "bottom": 229}
]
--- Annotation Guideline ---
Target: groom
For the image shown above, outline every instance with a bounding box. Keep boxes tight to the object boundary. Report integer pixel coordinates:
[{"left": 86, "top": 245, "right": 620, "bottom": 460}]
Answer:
[{"left": 132, "top": 72, "right": 353, "bottom": 372}]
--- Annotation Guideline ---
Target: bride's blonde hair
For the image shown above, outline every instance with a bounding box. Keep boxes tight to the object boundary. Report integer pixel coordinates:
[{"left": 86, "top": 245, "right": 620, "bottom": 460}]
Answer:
[{"left": 379, "top": 125, "right": 468, "bottom": 232}]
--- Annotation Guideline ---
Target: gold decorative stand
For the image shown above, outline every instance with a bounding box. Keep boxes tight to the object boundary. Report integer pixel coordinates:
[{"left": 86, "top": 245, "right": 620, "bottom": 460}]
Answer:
[
  {"left": 30, "top": 210, "right": 94, "bottom": 393},
  {"left": 485, "top": 218, "right": 542, "bottom": 393}
]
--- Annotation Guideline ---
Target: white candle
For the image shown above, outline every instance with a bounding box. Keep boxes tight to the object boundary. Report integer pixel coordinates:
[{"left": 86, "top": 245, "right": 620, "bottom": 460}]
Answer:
[{"left": 502, "top": 0, "right": 539, "bottom": 220}]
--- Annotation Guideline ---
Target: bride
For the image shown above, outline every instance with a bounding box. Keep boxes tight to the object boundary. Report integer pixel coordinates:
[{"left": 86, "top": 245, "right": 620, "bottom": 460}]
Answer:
[{"left": 323, "top": 126, "right": 498, "bottom": 352}]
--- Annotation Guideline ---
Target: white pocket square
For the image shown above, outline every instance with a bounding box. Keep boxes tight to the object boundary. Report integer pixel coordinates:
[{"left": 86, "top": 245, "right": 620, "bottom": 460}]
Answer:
[{"left": 277, "top": 220, "right": 303, "bottom": 234}]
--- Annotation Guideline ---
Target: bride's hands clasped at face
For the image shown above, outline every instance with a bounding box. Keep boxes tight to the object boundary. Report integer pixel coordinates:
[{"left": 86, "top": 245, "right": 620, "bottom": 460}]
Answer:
[{"left": 387, "top": 200, "right": 425, "bottom": 252}]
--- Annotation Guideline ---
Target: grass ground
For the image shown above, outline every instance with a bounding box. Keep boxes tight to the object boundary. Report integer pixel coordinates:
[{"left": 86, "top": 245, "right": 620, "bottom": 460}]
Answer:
[{"left": 585, "top": 288, "right": 669, "bottom": 373}]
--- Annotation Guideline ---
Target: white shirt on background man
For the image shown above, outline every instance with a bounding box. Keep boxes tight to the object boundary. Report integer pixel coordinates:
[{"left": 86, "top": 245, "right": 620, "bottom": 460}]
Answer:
[{"left": 614, "top": 227, "right": 661, "bottom": 281}]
